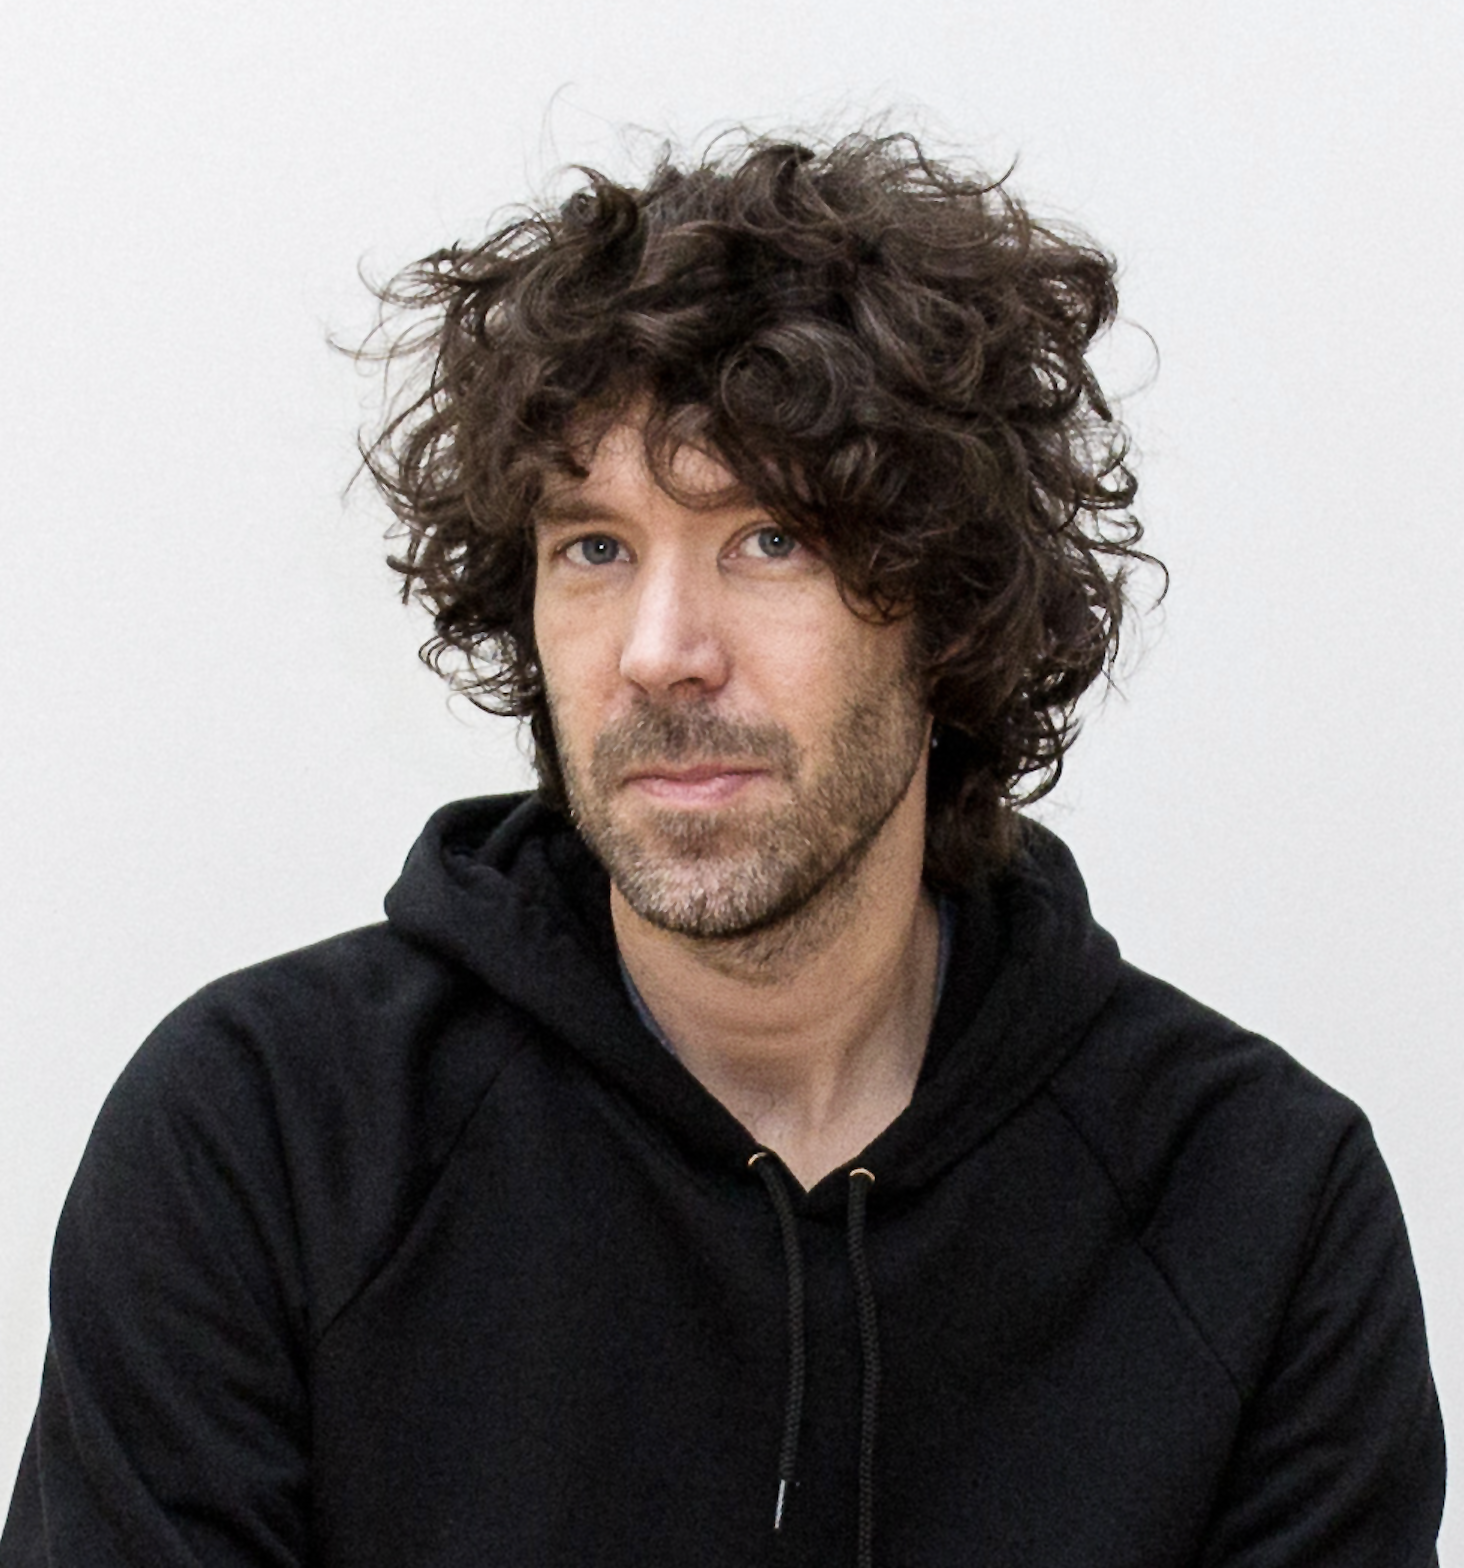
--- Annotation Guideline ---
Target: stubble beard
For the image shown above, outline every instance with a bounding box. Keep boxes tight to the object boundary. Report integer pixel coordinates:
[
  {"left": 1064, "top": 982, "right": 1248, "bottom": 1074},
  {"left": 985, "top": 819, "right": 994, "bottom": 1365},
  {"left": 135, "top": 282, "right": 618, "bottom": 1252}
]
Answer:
[{"left": 553, "top": 674, "right": 929, "bottom": 950}]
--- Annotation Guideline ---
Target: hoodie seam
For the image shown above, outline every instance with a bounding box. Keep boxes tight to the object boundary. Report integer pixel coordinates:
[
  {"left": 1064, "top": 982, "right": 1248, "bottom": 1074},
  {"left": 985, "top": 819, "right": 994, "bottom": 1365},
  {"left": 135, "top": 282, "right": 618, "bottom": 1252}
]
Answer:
[
  {"left": 1042, "top": 1082, "right": 1247, "bottom": 1402},
  {"left": 308, "top": 1029, "right": 538, "bottom": 1352}
]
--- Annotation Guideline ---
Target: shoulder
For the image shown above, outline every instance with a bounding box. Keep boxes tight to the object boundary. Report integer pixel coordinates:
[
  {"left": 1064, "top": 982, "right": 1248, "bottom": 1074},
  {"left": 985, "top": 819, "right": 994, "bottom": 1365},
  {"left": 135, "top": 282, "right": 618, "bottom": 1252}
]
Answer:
[
  {"left": 1047, "top": 964, "right": 1410, "bottom": 1389},
  {"left": 1053, "top": 976, "right": 1447, "bottom": 1559},
  {"left": 102, "top": 922, "right": 522, "bottom": 1176},
  {"left": 78, "top": 922, "right": 539, "bottom": 1340},
  {"left": 1051, "top": 962, "right": 1362, "bottom": 1189}
]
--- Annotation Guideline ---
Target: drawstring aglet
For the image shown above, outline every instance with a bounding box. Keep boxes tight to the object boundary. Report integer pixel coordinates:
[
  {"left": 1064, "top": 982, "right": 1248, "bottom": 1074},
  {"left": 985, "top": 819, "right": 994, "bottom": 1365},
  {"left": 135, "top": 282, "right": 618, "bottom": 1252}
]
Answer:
[{"left": 774, "top": 1477, "right": 788, "bottom": 1531}]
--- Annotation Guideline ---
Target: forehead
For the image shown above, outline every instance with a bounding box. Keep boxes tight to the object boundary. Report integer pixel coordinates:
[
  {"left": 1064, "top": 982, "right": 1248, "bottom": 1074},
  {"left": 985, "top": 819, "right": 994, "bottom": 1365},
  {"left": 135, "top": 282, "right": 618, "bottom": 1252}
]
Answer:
[{"left": 538, "top": 415, "right": 754, "bottom": 521}]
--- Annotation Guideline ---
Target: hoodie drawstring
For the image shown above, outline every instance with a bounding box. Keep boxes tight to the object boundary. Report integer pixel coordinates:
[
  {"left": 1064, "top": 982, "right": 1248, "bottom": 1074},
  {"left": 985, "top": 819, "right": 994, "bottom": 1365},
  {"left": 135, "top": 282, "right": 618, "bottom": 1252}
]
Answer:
[
  {"left": 748, "top": 1153, "right": 882, "bottom": 1568},
  {"left": 846, "top": 1168, "right": 880, "bottom": 1568},
  {"left": 748, "top": 1151, "right": 807, "bottom": 1531}
]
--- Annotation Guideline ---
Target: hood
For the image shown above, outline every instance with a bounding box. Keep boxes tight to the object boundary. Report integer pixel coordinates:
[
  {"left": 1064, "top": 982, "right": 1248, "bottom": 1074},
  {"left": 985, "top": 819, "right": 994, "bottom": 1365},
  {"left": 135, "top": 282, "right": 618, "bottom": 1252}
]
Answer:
[{"left": 384, "top": 792, "right": 1122, "bottom": 1212}]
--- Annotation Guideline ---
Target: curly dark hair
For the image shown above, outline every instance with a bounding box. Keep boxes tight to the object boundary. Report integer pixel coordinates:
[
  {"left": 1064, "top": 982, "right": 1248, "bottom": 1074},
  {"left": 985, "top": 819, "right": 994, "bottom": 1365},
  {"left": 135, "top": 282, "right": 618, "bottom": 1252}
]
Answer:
[{"left": 360, "top": 128, "right": 1157, "bottom": 886}]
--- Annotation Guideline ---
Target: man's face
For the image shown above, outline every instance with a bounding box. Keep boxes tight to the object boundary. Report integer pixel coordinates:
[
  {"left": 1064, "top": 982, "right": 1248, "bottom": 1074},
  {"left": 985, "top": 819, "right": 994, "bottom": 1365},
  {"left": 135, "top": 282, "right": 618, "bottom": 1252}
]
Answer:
[{"left": 532, "top": 418, "right": 930, "bottom": 941}]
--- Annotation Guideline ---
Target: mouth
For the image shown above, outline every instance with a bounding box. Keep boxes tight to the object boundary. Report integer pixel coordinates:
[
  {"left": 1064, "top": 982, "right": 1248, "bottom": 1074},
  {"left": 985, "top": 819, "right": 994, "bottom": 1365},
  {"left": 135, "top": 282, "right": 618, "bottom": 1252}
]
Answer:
[{"left": 620, "top": 762, "right": 770, "bottom": 807}]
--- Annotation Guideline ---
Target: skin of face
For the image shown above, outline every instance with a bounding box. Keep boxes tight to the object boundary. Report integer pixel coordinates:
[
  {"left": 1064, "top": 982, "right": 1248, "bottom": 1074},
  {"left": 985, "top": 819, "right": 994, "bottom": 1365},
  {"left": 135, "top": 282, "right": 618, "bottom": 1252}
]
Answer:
[{"left": 532, "top": 418, "right": 931, "bottom": 946}]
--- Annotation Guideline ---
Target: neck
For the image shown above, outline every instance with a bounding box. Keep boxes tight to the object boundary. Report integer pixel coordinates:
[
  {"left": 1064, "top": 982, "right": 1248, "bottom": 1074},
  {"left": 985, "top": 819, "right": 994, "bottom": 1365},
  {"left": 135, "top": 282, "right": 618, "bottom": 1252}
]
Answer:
[{"left": 612, "top": 786, "right": 939, "bottom": 1189}]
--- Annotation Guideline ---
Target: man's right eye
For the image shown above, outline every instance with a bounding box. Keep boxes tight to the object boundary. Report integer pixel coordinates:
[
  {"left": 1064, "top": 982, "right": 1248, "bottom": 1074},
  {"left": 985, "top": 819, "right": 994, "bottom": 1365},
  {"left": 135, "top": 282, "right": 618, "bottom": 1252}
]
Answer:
[{"left": 569, "top": 535, "right": 622, "bottom": 566}]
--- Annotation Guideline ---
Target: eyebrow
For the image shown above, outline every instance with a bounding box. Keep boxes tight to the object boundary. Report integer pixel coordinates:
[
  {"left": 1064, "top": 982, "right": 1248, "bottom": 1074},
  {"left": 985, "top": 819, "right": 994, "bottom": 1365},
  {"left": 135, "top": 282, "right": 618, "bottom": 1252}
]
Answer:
[
  {"left": 532, "top": 496, "right": 625, "bottom": 531},
  {"left": 533, "top": 491, "right": 771, "bottom": 532}
]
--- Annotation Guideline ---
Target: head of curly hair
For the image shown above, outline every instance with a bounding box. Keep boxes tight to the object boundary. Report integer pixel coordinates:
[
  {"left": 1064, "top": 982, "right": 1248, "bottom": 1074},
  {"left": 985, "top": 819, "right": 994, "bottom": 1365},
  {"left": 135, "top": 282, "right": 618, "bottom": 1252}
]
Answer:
[{"left": 360, "top": 127, "right": 1157, "bottom": 887}]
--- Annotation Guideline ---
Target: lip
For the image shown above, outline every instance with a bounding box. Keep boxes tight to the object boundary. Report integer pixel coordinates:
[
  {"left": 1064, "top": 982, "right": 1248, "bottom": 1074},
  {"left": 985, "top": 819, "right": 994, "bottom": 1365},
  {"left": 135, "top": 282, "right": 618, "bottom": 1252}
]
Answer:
[{"left": 621, "top": 763, "right": 768, "bottom": 806}]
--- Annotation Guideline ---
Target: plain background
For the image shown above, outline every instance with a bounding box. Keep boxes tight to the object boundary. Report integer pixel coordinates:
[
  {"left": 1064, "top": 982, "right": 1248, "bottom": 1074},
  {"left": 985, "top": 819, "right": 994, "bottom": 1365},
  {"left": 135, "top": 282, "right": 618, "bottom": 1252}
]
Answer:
[{"left": 2, "top": 0, "right": 1460, "bottom": 1550}]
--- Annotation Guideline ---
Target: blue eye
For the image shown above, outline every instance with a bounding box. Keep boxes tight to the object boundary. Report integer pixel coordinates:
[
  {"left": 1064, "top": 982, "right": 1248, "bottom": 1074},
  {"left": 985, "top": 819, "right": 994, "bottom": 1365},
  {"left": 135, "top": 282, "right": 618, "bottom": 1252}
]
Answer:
[
  {"left": 751, "top": 527, "right": 798, "bottom": 558},
  {"left": 572, "top": 535, "right": 621, "bottom": 565}
]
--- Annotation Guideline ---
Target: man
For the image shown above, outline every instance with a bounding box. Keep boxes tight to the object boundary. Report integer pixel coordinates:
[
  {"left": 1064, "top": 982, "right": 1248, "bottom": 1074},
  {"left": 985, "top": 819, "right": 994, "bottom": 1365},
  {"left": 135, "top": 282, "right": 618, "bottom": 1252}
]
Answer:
[{"left": 2, "top": 130, "right": 1444, "bottom": 1565}]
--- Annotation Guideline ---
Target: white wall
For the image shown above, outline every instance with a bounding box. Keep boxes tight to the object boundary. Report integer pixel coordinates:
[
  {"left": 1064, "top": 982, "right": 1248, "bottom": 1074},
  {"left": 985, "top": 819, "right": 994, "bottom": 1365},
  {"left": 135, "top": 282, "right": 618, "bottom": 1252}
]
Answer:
[{"left": 3, "top": 0, "right": 1460, "bottom": 1549}]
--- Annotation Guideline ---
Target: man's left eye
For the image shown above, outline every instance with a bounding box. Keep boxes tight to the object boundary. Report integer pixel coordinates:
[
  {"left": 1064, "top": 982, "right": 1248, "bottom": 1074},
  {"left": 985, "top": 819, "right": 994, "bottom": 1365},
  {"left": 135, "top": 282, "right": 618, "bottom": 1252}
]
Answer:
[{"left": 746, "top": 527, "right": 799, "bottom": 559}]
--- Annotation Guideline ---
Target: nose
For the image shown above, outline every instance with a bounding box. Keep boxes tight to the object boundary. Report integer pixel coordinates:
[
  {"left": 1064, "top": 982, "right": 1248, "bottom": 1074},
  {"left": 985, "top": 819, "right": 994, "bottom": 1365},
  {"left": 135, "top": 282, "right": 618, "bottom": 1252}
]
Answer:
[{"left": 618, "top": 557, "right": 731, "bottom": 697}]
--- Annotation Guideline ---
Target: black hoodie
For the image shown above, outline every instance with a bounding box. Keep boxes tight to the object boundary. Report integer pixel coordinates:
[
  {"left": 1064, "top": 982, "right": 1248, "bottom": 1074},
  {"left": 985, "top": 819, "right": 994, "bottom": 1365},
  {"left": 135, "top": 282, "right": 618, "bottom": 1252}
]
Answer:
[{"left": 2, "top": 794, "right": 1444, "bottom": 1566}]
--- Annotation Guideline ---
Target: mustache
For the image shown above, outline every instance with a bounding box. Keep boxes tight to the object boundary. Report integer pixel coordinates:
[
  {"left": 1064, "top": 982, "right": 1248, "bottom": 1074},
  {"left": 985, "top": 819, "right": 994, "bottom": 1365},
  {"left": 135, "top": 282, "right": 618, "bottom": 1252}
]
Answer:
[{"left": 590, "top": 704, "right": 800, "bottom": 784}]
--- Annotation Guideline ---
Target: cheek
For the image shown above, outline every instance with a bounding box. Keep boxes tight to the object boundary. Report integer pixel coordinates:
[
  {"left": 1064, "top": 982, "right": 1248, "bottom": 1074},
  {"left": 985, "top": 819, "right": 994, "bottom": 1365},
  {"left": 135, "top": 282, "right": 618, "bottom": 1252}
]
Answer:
[
  {"left": 535, "top": 617, "right": 619, "bottom": 755},
  {"left": 536, "top": 592, "right": 589, "bottom": 686},
  {"left": 742, "top": 635, "right": 876, "bottom": 746},
  {"left": 769, "top": 611, "right": 914, "bottom": 701}
]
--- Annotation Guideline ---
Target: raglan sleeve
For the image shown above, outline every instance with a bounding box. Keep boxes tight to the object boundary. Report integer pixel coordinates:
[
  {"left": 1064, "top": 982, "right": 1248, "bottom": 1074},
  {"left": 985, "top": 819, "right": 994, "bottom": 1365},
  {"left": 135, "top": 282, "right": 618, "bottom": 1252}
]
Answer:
[
  {"left": 0, "top": 995, "right": 313, "bottom": 1567},
  {"left": 1198, "top": 1115, "right": 1445, "bottom": 1567}
]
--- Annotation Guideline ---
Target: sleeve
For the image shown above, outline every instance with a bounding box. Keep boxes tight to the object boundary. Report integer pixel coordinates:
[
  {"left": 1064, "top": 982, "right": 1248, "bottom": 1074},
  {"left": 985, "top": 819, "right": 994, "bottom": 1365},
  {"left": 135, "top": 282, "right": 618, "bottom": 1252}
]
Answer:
[
  {"left": 0, "top": 1005, "right": 313, "bottom": 1567},
  {"left": 1198, "top": 1117, "right": 1446, "bottom": 1567}
]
